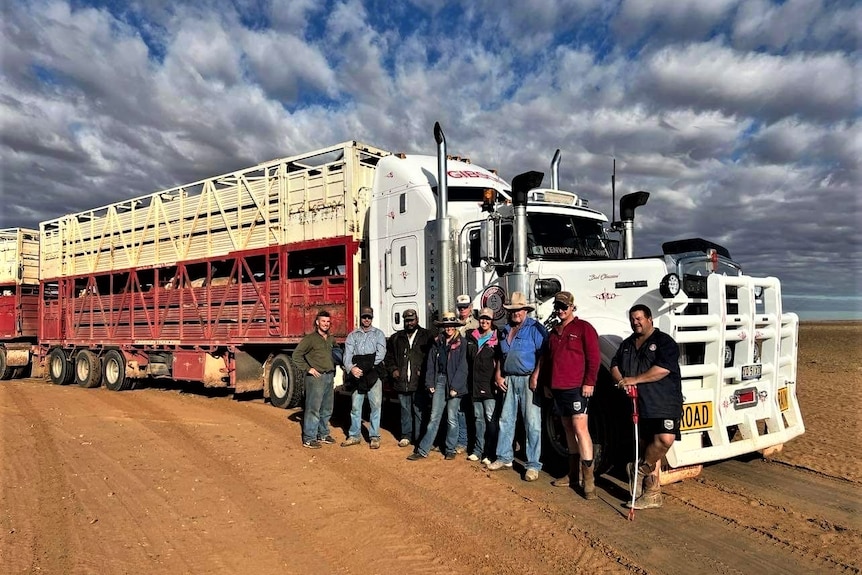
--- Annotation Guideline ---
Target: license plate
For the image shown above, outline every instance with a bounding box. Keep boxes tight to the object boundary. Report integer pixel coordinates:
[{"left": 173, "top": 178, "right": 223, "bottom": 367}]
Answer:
[
  {"left": 777, "top": 387, "right": 789, "bottom": 412},
  {"left": 681, "top": 401, "right": 713, "bottom": 432},
  {"left": 741, "top": 363, "right": 762, "bottom": 381}
]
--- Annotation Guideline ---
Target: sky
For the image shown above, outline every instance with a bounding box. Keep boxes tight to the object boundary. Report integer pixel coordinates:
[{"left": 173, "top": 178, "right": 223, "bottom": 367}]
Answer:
[{"left": 1, "top": 0, "right": 860, "bottom": 319}]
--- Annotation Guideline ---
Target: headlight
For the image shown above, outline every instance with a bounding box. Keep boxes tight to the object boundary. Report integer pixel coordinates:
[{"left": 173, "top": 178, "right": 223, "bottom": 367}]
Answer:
[
  {"left": 534, "top": 278, "right": 562, "bottom": 300},
  {"left": 659, "top": 273, "right": 681, "bottom": 298}
]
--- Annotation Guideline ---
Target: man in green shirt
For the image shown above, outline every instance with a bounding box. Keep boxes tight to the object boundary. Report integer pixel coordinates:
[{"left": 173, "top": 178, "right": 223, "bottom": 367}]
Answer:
[{"left": 293, "top": 310, "right": 336, "bottom": 449}]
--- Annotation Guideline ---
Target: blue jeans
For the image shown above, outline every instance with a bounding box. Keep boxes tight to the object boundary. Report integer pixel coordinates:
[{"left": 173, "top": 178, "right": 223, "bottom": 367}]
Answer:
[
  {"left": 398, "top": 391, "right": 424, "bottom": 442},
  {"left": 418, "top": 386, "right": 460, "bottom": 456},
  {"left": 472, "top": 397, "right": 498, "bottom": 459},
  {"left": 458, "top": 405, "right": 468, "bottom": 448},
  {"left": 348, "top": 378, "right": 382, "bottom": 439},
  {"left": 302, "top": 372, "right": 334, "bottom": 443},
  {"left": 497, "top": 375, "right": 542, "bottom": 471}
]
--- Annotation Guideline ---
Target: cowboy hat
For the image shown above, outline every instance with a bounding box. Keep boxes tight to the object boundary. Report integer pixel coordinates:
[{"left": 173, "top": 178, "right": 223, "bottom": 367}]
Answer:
[
  {"left": 503, "top": 291, "right": 535, "bottom": 312},
  {"left": 434, "top": 311, "right": 465, "bottom": 327}
]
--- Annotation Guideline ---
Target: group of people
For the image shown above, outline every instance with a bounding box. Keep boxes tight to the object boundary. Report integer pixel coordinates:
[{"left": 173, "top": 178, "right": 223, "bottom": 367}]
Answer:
[{"left": 292, "top": 291, "right": 682, "bottom": 511}]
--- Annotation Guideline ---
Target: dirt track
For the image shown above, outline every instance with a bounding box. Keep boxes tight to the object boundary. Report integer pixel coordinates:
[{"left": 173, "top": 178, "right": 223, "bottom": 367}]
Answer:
[{"left": 1, "top": 322, "right": 860, "bottom": 575}]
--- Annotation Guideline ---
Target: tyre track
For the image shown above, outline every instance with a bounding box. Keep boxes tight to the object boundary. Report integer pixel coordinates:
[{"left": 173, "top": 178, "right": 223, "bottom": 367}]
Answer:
[{"left": 1, "top": 381, "right": 78, "bottom": 575}]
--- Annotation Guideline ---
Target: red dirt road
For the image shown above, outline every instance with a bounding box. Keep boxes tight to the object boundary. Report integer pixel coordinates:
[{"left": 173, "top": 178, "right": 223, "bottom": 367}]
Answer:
[{"left": 1, "top": 322, "right": 860, "bottom": 574}]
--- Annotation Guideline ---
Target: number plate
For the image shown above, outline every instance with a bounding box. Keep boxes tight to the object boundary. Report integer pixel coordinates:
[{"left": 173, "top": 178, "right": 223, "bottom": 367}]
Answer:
[
  {"left": 777, "top": 387, "right": 789, "bottom": 412},
  {"left": 741, "top": 363, "right": 762, "bottom": 381},
  {"left": 681, "top": 401, "right": 713, "bottom": 432}
]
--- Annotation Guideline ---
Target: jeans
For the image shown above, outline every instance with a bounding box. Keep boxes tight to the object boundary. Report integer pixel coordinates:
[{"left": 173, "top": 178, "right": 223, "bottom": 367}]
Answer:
[
  {"left": 348, "top": 378, "right": 382, "bottom": 439},
  {"left": 458, "top": 405, "right": 468, "bottom": 448},
  {"left": 418, "top": 386, "right": 460, "bottom": 456},
  {"left": 472, "top": 397, "right": 498, "bottom": 459},
  {"left": 497, "top": 375, "right": 542, "bottom": 471},
  {"left": 398, "top": 391, "right": 424, "bottom": 442},
  {"left": 302, "top": 372, "right": 334, "bottom": 443}
]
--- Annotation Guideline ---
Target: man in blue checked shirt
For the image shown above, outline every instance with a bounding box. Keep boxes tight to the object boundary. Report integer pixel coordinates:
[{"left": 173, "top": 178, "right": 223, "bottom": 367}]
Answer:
[{"left": 341, "top": 306, "right": 387, "bottom": 449}]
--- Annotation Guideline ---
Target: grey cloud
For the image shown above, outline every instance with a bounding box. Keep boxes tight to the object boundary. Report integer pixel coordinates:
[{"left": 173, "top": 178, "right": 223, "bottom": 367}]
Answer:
[{"left": 635, "top": 42, "right": 858, "bottom": 123}]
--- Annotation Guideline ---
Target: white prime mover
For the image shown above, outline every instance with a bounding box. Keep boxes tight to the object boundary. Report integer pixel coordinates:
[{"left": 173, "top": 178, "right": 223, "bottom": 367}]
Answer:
[{"left": 37, "top": 122, "right": 804, "bottom": 476}]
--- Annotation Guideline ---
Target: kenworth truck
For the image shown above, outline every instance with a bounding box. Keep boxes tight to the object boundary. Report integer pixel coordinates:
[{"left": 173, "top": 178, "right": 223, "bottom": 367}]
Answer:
[
  {"left": 0, "top": 228, "right": 39, "bottom": 379},
  {"left": 36, "top": 123, "right": 803, "bottom": 475}
]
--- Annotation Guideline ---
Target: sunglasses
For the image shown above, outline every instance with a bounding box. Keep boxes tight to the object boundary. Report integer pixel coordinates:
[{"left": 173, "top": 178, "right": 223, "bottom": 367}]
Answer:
[
  {"left": 553, "top": 302, "right": 570, "bottom": 311},
  {"left": 361, "top": 314, "right": 373, "bottom": 320}
]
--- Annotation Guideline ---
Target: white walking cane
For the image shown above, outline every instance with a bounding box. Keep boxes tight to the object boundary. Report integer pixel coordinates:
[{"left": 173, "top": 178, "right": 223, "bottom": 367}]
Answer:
[{"left": 627, "top": 384, "right": 639, "bottom": 521}]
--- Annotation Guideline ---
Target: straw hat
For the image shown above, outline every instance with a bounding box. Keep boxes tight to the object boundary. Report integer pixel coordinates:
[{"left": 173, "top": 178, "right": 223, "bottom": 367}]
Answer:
[
  {"left": 434, "top": 311, "right": 465, "bottom": 327},
  {"left": 503, "top": 291, "right": 535, "bottom": 312}
]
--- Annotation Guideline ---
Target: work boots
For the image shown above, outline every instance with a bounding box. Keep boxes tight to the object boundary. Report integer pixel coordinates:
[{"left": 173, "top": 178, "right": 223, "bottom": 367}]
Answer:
[
  {"left": 631, "top": 484, "right": 662, "bottom": 509},
  {"left": 627, "top": 460, "right": 662, "bottom": 509},
  {"left": 581, "top": 461, "right": 596, "bottom": 500},
  {"left": 551, "top": 455, "right": 579, "bottom": 488},
  {"left": 627, "top": 460, "right": 655, "bottom": 499}
]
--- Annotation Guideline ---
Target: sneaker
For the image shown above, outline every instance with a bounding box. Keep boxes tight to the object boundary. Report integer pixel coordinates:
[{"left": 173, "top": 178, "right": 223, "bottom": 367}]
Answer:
[
  {"left": 444, "top": 452, "right": 457, "bottom": 460},
  {"left": 628, "top": 489, "right": 663, "bottom": 510},
  {"left": 406, "top": 452, "right": 427, "bottom": 461},
  {"left": 318, "top": 435, "right": 336, "bottom": 445},
  {"left": 454, "top": 444, "right": 467, "bottom": 454},
  {"left": 481, "top": 457, "right": 491, "bottom": 466},
  {"left": 524, "top": 469, "right": 539, "bottom": 482},
  {"left": 466, "top": 453, "right": 480, "bottom": 462},
  {"left": 370, "top": 437, "right": 381, "bottom": 450},
  {"left": 486, "top": 460, "right": 513, "bottom": 471},
  {"left": 341, "top": 436, "right": 361, "bottom": 447},
  {"left": 302, "top": 440, "right": 322, "bottom": 449},
  {"left": 398, "top": 438, "right": 411, "bottom": 448}
]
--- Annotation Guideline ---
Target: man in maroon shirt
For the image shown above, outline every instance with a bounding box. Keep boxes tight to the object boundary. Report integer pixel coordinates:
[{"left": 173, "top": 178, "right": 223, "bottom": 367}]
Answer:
[{"left": 542, "top": 291, "right": 601, "bottom": 499}]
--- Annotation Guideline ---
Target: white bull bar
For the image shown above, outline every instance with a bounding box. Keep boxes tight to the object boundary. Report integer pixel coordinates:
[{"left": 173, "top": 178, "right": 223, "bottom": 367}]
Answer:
[{"left": 661, "top": 274, "right": 805, "bottom": 468}]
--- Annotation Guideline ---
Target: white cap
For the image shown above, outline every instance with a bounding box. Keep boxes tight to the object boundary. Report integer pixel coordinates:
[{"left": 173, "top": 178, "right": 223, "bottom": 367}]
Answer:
[{"left": 456, "top": 294, "right": 471, "bottom": 307}]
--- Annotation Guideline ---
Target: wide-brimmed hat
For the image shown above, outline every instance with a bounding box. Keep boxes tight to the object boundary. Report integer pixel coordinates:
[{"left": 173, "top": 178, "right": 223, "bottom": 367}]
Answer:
[
  {"left": 434, "top": 311, "right": 465, "bottom": 327},
  {"left": 503, "top": 291, "right": 535, "bottom": 312}
]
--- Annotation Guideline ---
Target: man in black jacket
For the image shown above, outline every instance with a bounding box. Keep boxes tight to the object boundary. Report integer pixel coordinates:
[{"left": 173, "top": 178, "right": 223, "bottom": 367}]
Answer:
[{"left": 384, "top": 309, "right": 433, "bottom": 447}]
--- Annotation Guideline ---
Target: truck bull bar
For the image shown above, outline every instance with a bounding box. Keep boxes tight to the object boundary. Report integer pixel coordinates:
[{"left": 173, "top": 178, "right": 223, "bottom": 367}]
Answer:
[{"left": 662, "top": 274, "right": 804, "bottom": 468}]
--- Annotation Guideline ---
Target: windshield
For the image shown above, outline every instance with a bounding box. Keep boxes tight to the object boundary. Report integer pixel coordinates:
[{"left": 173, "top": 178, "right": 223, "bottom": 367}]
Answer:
[{"left": 526, "top": 213, "right": 616, "bottom": 260}]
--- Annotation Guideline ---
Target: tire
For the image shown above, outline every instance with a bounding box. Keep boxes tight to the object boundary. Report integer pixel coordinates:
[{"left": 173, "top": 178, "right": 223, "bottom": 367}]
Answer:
[
  {"left": 48, "top": 347, "right": 74, "bottom": 385},
  {"left": 267, "top": 354, "right": 304, "bottom": 409},
  {"left": 0, "top": 348, "right": 13, "bottom": 380},
  {"left": 102, "top": 349, "right": 132, "bottom": 391},
  {"left": 74, "top": 350, "right": 102, "bottom": 388}
]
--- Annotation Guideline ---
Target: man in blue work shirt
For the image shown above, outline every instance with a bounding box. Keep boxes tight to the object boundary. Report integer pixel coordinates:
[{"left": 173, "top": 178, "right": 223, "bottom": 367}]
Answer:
[
  {"left": 341, "top": 306, "right": 387, "bottom": 449},
  {"left": 486, "top": 292, "right": 548, "bottom": 481}
]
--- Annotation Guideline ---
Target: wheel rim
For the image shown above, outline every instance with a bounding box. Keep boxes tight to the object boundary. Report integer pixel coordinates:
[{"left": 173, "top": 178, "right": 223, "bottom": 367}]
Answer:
[
  {"left": 76, "top": 357, "right": 90, "bottom": 382},
  {"left": 272, "top": 365, "right": 288, "bottom": 398},
  {"left": 51, "top": 355, "right": 64, "bottom": 379},
  {"left": 106, "top": 358, "right": 120, "bottom": 384}
]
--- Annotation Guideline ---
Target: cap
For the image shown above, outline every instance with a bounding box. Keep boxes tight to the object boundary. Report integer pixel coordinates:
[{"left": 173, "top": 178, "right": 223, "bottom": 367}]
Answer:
[
  {"left": 360, "top": 306, "right": 374, "bottom": 317},
  {"left": 553, "top": 291, "right": 575, "bottom": 308},
  {"left": 402, "top": 308, "right": 418, "bottom": 319},
  {"left": 456, "top": 294, "right": 471, "bottom": 308},
  {"left": 478, "top": 307, "right": 494, "bottom": 320}
]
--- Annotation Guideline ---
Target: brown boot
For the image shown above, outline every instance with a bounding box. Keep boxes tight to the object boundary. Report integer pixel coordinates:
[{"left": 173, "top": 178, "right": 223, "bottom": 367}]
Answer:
[
  {"left": 552, "top": 455, "right": 579, "bottom": 487},
  {"left": 581, "top": 461, "right": 596, "bottom": 500},
  {"left": 630, "top": 485, "right": 662, "bottom": 509}
]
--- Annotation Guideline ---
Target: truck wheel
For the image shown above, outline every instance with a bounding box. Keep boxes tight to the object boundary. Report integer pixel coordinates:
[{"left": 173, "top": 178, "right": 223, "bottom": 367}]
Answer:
[
  {"left": 542, "top": 400, "right": 570, "bottom": 462},
  {"left": 267, "top": 354, "right": 303, "bottom": 409},
  {"left": 48, "top": 347, "right": 73, "bottom": 385},
  {"left": 102, "top": 350, "right": 132, "bottom": 391},
  {"left": 75, "top": 350, "right": 102, "bottom": 388},
  {"left": 0, "top": 348, "right": 13, "bottom": 380}
]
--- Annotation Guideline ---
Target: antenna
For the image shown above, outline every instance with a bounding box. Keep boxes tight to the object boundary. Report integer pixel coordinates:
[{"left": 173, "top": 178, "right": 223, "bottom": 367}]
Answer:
[{"left": 611, "top": 159, "right": 616, "bottom": 225}]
